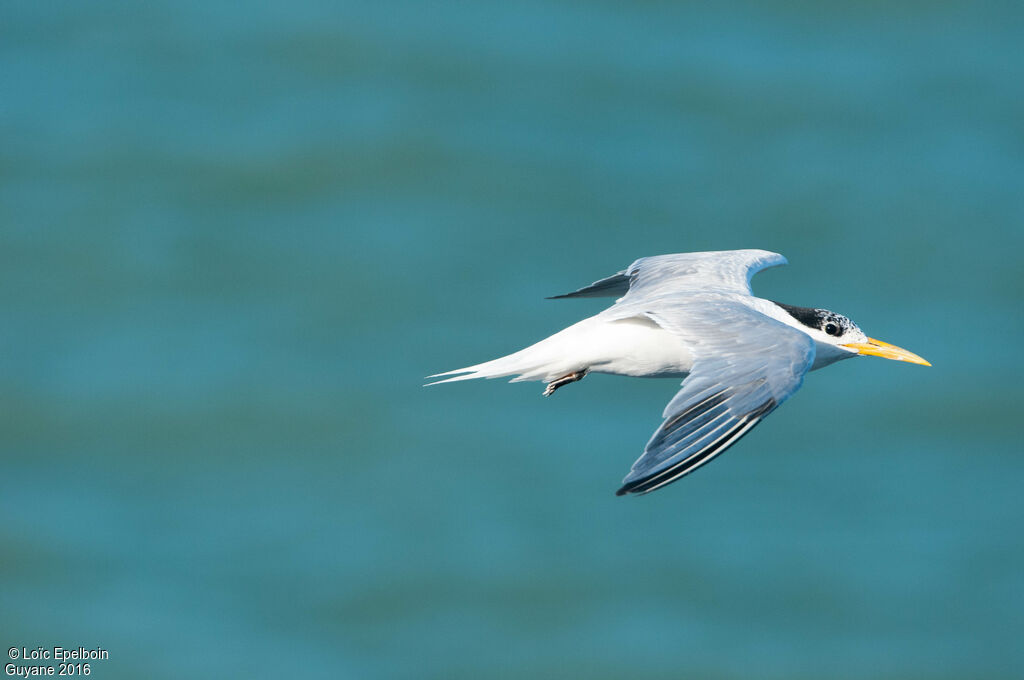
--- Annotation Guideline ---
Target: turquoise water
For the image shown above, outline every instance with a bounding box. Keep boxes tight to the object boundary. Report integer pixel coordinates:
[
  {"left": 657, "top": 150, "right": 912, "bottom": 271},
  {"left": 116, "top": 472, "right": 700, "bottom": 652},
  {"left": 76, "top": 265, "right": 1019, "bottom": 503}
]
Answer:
[{"left": 2, "top": 2, "right": 1022, "bottom": 678}]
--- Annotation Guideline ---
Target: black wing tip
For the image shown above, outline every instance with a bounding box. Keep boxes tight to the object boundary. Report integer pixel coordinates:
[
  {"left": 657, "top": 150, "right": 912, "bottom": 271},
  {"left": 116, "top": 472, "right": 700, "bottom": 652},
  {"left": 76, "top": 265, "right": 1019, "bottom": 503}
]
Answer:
[
  {"left": 616, "top": 472, "right": 659, "bottom": 495},
  {"left": 545, "top": 290, "right": 601, "bottom": 300},
  {"left": 546, "top": 272, "right": 631, "bottom": 300},
  {"left": 615, "top": 480, "right": 653, "bottom": 496}
]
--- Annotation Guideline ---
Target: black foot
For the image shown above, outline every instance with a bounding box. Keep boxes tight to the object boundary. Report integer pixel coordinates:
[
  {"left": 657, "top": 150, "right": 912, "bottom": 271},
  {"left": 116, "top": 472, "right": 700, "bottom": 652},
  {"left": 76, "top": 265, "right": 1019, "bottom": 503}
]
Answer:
[{"left": 543, "top": 370, "right": 588, "bottom": 396}]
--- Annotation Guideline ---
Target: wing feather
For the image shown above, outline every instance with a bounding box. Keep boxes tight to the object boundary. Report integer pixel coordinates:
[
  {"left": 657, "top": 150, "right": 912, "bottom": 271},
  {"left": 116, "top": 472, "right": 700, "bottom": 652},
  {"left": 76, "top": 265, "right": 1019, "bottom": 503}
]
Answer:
[
  {"left": 616, "top": 396, "right": 776, "bottom": 495},
  {"left": 622, "top": 249, "right": 786, "bottom": 298},
  {"left": 549, "top": 249, "right": 785, "bottom": 301},
  {"left": 615, "top": 302, "right": 814, "bottom": 496},
  {"left": 547, "top": 272, "right": 631, "bottom": 299}
]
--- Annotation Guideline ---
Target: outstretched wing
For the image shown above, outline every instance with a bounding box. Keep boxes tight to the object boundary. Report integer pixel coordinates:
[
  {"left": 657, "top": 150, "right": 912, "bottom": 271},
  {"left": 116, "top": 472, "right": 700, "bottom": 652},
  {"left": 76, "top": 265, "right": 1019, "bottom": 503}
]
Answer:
[
  {"left": 549, "top": 249, "right": 786, "bottom": 300},
  {"left": 616, "top": 300, "right": 815, "bottom": 495}
]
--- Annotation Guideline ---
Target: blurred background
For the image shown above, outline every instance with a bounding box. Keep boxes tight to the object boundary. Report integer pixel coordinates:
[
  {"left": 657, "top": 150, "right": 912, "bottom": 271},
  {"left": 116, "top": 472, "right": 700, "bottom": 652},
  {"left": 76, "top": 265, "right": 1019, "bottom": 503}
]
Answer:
[{"left": 2, "top": 1, "right": 1022, "bottom": 678}]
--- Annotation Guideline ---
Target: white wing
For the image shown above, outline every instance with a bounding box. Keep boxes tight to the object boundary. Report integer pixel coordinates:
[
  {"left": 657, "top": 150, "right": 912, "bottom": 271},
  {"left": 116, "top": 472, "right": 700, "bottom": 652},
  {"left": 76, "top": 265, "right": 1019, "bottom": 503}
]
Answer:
[
  {"left": 615, "top": 297, "right": 815, "bottom": 495},
  {"left": 550, "top": 249, "right": 786, "bottom": 300}
]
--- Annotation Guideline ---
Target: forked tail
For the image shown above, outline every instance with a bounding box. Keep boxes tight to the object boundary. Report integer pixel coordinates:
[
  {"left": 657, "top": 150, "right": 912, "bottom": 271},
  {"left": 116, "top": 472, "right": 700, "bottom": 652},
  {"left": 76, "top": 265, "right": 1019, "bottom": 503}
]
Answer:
[
  {"left": 425, "top": 321, "right": 593, "bottom": 387},
  {"left": 425, "top": 346, "right": 552, "bottom": 386}
]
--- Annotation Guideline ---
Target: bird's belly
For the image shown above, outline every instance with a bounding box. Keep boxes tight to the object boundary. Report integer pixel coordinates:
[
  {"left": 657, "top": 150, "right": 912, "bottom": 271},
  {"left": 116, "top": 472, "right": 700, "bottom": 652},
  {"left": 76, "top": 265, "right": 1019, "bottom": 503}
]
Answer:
[{"left": 582, "top": 316, "right": 693, "bottom": 378}]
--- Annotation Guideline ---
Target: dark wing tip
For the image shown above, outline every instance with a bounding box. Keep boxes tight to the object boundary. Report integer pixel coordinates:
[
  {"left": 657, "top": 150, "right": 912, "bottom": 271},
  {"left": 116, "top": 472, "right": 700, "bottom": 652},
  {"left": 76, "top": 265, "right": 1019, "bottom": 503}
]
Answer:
[
  {"left": 615, "top": 483, "right": 643, "bottom": 497},
  {"left": 546, "top": 272, "right": 631, "bottom": 300},
  {"left": 614, "top": 478, "right": 658, "bottom": 496}
]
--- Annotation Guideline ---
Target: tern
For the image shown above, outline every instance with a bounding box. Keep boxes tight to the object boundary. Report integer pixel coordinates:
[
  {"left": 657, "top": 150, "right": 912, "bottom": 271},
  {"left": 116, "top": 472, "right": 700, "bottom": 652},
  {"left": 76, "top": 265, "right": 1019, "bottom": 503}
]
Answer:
[{"left": 427, "top": 249, "right": 929, "bottom": 496}]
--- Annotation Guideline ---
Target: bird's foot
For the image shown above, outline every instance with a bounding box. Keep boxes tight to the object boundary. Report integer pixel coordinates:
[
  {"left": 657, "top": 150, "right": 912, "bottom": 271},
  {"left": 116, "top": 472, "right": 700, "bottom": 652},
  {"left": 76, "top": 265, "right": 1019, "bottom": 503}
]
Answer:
[{"left": 543, "top": 370, "right": 588, "bottom": 397}]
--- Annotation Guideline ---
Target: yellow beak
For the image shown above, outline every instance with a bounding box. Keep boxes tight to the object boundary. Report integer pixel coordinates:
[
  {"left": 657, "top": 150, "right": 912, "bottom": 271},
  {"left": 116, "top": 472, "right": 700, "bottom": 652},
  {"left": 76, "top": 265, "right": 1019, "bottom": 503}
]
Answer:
[{"left": 841, "top": 337, "right": 931, "bottom": 366}]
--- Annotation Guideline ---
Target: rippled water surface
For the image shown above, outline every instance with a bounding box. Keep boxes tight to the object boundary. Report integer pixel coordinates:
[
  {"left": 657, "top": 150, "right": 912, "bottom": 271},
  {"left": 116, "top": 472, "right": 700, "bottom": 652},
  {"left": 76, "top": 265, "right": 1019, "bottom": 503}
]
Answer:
[{"left": 2, "top": 2, "right": 1022, "bottom": 678}]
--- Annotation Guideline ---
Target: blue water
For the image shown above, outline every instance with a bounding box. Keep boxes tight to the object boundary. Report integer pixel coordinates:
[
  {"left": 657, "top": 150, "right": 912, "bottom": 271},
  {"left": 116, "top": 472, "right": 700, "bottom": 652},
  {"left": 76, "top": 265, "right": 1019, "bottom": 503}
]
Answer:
[{"left": 2, "top": 2, "right": 1022, "bottom": 678}]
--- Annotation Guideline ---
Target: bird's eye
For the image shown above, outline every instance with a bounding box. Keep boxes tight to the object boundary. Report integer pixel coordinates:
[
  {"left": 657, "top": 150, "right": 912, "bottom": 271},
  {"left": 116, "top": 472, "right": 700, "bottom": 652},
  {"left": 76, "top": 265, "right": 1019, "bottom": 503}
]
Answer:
[{"left": 824, "top": 323, "right": 840, "bottom": 336}]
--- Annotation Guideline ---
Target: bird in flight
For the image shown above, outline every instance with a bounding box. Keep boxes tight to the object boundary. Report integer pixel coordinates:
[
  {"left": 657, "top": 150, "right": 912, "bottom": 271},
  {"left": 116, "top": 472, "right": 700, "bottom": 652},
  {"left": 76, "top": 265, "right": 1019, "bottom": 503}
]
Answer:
[{"left": 427, "top": 250, "right": 929, "bottom": 496}]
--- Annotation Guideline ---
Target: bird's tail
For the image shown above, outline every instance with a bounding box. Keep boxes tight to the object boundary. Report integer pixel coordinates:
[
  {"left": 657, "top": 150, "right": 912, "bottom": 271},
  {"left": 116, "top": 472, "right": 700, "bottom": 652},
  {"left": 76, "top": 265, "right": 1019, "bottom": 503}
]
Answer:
[
  {"left": 425, "top": 320, "right": 592, "bottom": 387},
  {"left": 424, "top": 346, "right": 556, "bottom": 386}
]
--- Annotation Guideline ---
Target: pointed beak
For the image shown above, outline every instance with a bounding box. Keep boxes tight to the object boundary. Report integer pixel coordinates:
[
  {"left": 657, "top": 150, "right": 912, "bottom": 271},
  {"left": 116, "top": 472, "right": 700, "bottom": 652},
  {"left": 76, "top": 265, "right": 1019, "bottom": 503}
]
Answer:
[{"left": 841, "top": 337, "right": 931, "bottom": 366}]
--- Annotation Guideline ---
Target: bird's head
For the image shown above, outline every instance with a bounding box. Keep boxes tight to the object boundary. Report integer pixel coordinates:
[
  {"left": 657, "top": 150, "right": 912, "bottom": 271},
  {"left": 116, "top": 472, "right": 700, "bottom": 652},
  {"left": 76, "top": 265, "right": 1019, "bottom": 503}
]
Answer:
[{"left": 771, "top": 302, "right": 931, "bottom": 369}]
